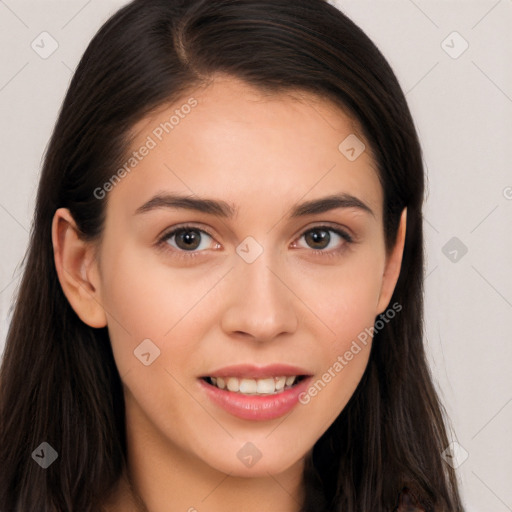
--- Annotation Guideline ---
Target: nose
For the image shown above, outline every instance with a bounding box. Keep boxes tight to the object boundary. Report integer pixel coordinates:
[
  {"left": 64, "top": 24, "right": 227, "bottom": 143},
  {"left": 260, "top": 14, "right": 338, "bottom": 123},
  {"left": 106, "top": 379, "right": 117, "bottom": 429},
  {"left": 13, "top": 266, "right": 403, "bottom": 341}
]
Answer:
[{"left": 220, "top": 252, "right": 299, "bottom": 343}]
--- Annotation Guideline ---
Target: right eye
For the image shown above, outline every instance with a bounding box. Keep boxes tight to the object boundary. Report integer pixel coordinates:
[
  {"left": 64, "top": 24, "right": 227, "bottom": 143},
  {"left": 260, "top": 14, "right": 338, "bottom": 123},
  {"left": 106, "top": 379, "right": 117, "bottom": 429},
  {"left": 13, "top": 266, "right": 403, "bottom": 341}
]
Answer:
[{"left": 158, "top": 225, "right": 220, "bottom": 254}]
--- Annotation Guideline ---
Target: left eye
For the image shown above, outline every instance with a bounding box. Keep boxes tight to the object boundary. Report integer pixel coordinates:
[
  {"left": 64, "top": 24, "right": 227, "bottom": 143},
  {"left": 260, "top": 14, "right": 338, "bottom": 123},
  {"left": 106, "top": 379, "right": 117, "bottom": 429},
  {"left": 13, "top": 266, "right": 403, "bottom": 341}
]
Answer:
[{"left": 295, "top": 227, "right": 352, "bottom": 251}]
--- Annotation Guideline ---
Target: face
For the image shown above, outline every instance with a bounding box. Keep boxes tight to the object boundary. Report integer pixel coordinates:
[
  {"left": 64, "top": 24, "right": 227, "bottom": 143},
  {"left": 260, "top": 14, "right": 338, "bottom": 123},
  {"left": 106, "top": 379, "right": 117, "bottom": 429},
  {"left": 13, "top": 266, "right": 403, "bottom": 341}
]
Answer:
[{"left": 68, "top": 76, "right": 405, "bottom": 479}]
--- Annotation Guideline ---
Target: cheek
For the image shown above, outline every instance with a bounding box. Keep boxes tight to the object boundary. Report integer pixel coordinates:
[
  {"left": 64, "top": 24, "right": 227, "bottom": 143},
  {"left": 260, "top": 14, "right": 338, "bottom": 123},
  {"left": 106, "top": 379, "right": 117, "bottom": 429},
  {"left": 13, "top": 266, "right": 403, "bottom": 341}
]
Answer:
[
  {"left": 315, "top": 283, "right": 376, "bottom": 387},
  {"left": 297, "top": 249, "right": 385, "bottom": 337},
  {"left": 297, "top": 290, "right": 376, "bottom": 427},
  {"left": 97, "top": 247, "right": 221, "bottom": 427},
  {"left": 98, "top": 242, "right": 225, "bottom": 372},
  {"left": 293, "top": 254, "right": 383, "bottom": 412}
]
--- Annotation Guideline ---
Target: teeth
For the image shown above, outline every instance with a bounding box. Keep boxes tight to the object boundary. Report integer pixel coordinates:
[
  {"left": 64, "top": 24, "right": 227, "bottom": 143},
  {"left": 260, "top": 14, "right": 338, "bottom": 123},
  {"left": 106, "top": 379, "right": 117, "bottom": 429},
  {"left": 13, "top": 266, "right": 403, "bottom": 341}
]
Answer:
[
  {"left": 256, "top": 378, "right": 275, "bottom": 394},
  {"left": 226, "top": 377, "right": 239, "bottom": 392},
  {"left": 239, "top": 378, "right": 258, "bottom": 394},
  {"left": 285, "top": 376, "right": 296, "bottom": 386},
  {"left": 208, "top": 376, "right": 299, "bottom": 395},
  {"left": 275, "top": 376, "right": 286, "bottom": 391}
]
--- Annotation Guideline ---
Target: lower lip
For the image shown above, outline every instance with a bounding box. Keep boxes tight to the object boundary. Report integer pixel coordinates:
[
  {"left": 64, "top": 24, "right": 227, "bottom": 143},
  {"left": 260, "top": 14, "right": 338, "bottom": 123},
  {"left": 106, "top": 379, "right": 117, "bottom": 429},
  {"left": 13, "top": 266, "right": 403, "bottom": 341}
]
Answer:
[{"left": 199, "top": 377, "right": 312, "bottom": 421}]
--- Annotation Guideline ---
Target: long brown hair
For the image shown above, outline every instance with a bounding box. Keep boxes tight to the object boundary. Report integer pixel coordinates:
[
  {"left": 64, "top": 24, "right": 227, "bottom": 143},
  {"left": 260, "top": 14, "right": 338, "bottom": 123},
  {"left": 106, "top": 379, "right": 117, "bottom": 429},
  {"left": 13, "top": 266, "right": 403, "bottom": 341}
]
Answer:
[{"left": 0, "top": 1, "right": 464, "bottom": 510}]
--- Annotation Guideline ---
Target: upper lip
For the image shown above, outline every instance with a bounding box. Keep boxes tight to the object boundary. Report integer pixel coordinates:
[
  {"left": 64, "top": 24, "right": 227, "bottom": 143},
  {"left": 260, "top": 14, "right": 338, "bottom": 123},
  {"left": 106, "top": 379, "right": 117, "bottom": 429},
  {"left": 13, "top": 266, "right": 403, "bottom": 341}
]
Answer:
[{"left": 200, "top": 363, "right": 312, "bottom": 379}]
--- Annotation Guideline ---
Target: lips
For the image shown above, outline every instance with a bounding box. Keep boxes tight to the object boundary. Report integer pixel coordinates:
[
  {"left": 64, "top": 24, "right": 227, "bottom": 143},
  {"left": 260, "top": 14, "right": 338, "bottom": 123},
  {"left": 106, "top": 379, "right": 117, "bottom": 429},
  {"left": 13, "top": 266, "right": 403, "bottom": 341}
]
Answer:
[{"left": 198, "top": 364, "right": 313, "bottom": 420}]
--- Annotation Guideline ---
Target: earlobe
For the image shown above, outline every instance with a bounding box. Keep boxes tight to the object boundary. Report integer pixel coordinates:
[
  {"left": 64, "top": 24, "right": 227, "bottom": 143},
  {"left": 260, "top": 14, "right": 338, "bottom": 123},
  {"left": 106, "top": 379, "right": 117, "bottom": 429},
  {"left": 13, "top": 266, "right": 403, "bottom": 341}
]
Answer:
[
  {"left": 376, "top": 208, "right": 407, "bottom": 315},
  {"left": 51, "top": 208, "right": 107, "bottom": 328}
]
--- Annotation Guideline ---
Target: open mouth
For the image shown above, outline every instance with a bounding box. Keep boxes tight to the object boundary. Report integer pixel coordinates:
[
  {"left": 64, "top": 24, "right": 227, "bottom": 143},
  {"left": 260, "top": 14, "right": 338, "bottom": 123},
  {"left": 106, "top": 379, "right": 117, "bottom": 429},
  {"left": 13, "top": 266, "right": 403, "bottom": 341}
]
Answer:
[{"left": 201, "top": 375, "right": 308, "bottom": 396}]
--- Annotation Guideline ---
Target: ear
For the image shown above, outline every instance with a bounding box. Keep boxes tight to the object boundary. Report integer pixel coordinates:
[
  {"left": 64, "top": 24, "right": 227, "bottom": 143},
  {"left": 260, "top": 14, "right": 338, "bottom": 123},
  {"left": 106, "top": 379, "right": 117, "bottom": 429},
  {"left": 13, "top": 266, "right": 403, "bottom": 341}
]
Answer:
[
  {"left": 51, "top": 208, "right": 107, "bottom": 328},
  {"left": 376, "top": 207, "right": 407, "bottom": 315}
]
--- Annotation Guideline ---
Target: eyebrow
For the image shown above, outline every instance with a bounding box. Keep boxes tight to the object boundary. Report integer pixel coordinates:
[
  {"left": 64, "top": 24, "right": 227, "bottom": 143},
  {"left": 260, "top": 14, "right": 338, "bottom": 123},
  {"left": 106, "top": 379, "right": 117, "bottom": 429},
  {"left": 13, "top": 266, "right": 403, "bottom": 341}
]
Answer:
[{"left": 134, "top": 192, "right": 375, "bottom": 218}]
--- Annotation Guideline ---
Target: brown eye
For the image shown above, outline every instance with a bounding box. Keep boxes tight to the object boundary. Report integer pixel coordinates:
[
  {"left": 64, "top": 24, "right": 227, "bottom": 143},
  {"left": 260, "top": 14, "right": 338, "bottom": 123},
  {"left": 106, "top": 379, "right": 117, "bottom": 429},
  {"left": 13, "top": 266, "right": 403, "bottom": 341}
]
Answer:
[
  {"left": 294, "top": 226, "right": 353, "bottom": 254},
  {"left": 162, "top": 227, "right": 215, "bottom": 252},
  {"left": 304, "top": 228, "right": 331, "bottom": 250},
  {"left": 174, "top": 229, "right": 202, "bottom": 250}
]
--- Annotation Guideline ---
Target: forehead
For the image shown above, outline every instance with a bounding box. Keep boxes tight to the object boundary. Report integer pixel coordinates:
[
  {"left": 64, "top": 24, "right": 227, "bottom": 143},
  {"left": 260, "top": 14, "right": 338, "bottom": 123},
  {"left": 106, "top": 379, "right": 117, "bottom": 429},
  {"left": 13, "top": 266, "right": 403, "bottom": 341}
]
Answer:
[{"left": 107, "top": 75, "right": 383, "bottom": 221}]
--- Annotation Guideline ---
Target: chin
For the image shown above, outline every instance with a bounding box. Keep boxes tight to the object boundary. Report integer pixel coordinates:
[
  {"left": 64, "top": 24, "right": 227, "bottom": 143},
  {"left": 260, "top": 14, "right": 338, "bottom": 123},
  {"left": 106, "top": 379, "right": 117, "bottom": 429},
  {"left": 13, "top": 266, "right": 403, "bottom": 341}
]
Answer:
[{"left": 201, "top": 445, "right": 306, "bottom": 478}]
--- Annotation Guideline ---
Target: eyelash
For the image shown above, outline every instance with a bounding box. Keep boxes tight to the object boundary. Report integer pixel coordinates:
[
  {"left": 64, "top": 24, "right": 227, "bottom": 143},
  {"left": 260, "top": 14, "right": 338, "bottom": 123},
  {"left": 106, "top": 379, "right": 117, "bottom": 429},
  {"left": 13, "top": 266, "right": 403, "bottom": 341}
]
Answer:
[{"left": 156, "top": 223, "right": 354, "bottom": 261}]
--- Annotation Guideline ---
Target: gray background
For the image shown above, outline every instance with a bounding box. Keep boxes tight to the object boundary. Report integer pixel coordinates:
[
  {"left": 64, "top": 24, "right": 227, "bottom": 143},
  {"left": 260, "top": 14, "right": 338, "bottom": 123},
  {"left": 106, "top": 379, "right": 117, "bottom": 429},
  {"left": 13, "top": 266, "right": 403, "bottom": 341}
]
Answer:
[{"left": 0, "top": 1, "right": 511, "bottom": 510}]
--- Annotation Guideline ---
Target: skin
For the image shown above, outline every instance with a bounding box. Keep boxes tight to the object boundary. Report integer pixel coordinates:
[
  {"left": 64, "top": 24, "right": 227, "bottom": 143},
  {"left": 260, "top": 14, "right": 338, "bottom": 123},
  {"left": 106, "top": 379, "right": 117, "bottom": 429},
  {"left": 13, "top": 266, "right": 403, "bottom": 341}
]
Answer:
[{"left": 52, "top": 75, "right": 406, "bottom": 512}]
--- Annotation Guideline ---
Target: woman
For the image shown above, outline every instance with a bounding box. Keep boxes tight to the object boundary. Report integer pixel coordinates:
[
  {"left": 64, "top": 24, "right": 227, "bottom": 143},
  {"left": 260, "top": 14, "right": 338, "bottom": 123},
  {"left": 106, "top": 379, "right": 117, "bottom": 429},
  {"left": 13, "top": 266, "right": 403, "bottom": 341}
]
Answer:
[{"left": 0, "top": 0, "right": 465, "bottom": 510}]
